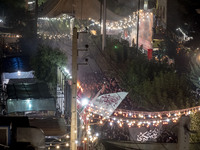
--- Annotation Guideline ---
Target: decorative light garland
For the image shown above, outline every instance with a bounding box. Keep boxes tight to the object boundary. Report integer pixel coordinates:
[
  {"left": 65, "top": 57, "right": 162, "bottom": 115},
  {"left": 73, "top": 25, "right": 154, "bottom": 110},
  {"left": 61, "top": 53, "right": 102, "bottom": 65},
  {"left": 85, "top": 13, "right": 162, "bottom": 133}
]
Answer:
[
  {"left": 87, "top": 10, "right": 153, "bottom": 30},
  {"left": 82, "top": 105, "right": 200, "bottom": 129},
  {"left": 38, "top": 14, "right": 72, "bottom": 21},
  {"left": 38, "top": 14, "right": 72, "bottom": 40},
  {"left": 0, "top": 33, "right": 22, "bottom": 38},
  {"left": 38, "top": 10, "right": 153, "bottom": 38},
  {"left": 37, "top": 32, "right": 71, "bottom": 40}
]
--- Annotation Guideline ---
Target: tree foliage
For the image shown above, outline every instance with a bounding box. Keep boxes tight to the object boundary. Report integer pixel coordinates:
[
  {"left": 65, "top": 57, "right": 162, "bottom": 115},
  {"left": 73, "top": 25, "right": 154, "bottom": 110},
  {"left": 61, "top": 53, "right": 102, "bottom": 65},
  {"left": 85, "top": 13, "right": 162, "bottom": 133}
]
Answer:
[
  {"left": 0, "top": 0, "right": 29, "bottom": 30},
  {"left": 189, "top": 54, "right": 200, "bottom": 89},
  {"left": 190, "top": 112, "right": 200, "bottom": 143},
  {"left": 0, "top": 0, "right": 36, "bottom": 38},
  {"left": 137, "top": 72, "right": 194, "bottom": 110},
  {"left": 106, "top": 38, "right": 129, "bottom": 63},
  {"left": 120, "top": 52, "right": 195, "bottom": 111},
  {"left": 31, "top": 45, "right": 67, "bottom": 86},
  {"left": 99, "top": 34, "right": 197, "bottom": 111},
  {"left": 38, "top": 0, "right": 48, "bottom": 6}
]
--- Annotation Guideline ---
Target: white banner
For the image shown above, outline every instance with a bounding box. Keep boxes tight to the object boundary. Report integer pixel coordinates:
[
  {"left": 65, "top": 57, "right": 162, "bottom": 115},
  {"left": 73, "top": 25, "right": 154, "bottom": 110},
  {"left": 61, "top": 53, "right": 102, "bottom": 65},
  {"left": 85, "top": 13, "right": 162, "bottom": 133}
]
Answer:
[{"left": 90, "top": 92, "right": 128, "bottom": 117}]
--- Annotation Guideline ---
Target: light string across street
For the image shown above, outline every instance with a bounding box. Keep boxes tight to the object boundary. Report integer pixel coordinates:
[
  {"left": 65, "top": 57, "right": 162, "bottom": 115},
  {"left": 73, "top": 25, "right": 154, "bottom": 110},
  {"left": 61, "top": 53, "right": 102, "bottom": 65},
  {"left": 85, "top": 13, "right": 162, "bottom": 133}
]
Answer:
[{"left": 37, "top": 9, "right": 153, "bottom": 40}]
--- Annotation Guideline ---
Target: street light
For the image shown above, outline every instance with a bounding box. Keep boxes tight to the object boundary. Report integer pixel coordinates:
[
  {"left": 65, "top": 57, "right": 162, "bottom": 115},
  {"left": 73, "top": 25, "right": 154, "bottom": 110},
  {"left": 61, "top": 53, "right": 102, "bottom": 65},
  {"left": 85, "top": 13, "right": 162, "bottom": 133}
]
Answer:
[
  {"left": 17, "top": 70, "right": 21, "bottom": 76},
  {"left": 81, "top": 98, "right": 89, "bottom": 106}
]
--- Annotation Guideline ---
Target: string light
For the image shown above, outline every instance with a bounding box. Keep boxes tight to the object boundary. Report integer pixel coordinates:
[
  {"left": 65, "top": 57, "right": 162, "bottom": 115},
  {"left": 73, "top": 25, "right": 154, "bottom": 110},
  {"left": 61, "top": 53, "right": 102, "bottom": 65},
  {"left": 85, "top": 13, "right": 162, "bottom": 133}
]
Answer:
[
  {"left": 56, "top": 145, "right": 60, "bottom": 149},
  {"left": 82, "top": 105, "right": 200, "bottom": 131}
]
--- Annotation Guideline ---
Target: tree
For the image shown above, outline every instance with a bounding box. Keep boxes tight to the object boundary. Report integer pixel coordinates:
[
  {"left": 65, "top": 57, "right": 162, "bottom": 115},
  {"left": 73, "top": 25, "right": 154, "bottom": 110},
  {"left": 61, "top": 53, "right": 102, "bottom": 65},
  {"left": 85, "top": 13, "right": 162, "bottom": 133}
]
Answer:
[
  {"left": 120, "top": 53, "right": 195, "bottom": 111},
  {"left": 31, "top": 45, "right": 67, "bottom": 87},
  {"left": 38, "top": 0, "right": 48, "bottom": 6},
  {"left": 137, "top": 72, "right": 194, "bottom": 111},
  {"left": 0, "top": 0, "right": 30, "bottom": 32},
  {"left": 106, "top": 37, "right": 129, "bottom": 64},
  {"left": 189, "top": 54, "right": 200, "bottom": 89},
  {"left": 178, "top": 0, "right": 200, "bottom": 50},
  {"left": 190, "top": 112, "right": 200, "bottom": 143}
]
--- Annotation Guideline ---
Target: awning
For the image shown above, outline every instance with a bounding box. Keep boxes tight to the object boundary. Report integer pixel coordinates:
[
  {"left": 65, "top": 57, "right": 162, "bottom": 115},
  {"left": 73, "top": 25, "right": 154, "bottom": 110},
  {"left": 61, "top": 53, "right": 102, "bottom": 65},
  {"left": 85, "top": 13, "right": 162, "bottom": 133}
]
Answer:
[{"left": 39, "top": 0, "right": 123, "bottom": 21}]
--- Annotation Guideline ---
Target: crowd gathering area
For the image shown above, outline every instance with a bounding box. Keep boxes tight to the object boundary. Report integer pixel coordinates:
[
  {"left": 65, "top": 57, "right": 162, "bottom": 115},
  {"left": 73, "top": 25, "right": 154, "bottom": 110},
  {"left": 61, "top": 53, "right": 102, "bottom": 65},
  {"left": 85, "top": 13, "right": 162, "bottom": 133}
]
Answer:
[{"left": 75, "top": 73, "right": 178, "bottom": 143}]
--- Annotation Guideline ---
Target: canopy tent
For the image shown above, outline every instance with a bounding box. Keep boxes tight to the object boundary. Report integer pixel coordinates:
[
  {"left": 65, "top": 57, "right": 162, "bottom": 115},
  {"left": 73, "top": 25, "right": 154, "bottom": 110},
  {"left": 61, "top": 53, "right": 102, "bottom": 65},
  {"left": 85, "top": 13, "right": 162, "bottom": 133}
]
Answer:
[
  {"left": 39, "top": 0, "right": 123, "bottom": 21},
  {"left": 6, "top": 83, "right": 56, "bottom": 114},
  {"left": 39, "top": 0, "right": 74, "bottom": 18}
]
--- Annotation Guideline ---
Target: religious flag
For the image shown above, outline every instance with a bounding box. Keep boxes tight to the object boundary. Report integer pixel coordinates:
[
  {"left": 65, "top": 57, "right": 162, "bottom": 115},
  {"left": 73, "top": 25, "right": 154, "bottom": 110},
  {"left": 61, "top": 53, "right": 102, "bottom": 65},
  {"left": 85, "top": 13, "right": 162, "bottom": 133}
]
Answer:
[
  {"left": 90, "top": 92, "right": 128, "bottom": 117},
  {"left": 148, "top": 49, "right": 153, "bottom": 60},
  {"left": 77, "top": 88, "right": 103, "bottom": 116}
]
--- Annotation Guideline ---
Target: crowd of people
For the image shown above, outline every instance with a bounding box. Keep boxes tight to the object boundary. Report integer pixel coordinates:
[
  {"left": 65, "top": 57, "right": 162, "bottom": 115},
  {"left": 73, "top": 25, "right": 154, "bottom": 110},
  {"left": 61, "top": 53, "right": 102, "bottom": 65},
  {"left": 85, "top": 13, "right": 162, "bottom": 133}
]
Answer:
[
  {"left": 79, "top": 72, "right": 134, "bottom": 110},
  {"left": 98, "top": 122, "right": 130, "bottom": 141},
  {"left": 78, "top": 73, "right": 180, "bottom": 143},
  {"left": 157, "top": 130, "right": 178, "bottom": 143}
]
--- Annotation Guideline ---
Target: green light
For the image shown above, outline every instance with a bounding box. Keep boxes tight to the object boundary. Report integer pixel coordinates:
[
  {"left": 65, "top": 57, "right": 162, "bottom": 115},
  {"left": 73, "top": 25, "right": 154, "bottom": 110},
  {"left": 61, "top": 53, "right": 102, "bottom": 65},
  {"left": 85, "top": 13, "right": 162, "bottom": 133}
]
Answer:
[{"left": 114, "top": 45, "right": 118, "bottom": 49}]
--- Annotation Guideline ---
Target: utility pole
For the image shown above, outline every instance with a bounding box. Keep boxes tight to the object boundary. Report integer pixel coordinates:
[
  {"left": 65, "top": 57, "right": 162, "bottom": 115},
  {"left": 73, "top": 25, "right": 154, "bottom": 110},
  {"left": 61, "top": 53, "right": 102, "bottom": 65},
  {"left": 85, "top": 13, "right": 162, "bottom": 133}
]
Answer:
[
  {"left": 35, "top": 0, "right": 38, "bottom": 38},
  {"left": 136, "top": 0, "right": 140, "bottom": 53},
  {"left": 102, "top": 0, "right": 106, "bottom": 51},
  {"left": 70, "top": 27, "right": 78, "bottom": 150}
]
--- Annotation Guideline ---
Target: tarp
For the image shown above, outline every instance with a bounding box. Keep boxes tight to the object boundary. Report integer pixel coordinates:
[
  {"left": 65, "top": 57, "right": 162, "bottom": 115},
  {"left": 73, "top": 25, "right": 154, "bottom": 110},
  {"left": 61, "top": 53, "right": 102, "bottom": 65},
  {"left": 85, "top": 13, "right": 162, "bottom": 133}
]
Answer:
[{"left": 39, "top": 0, "right": 123, "bottom": 21}]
